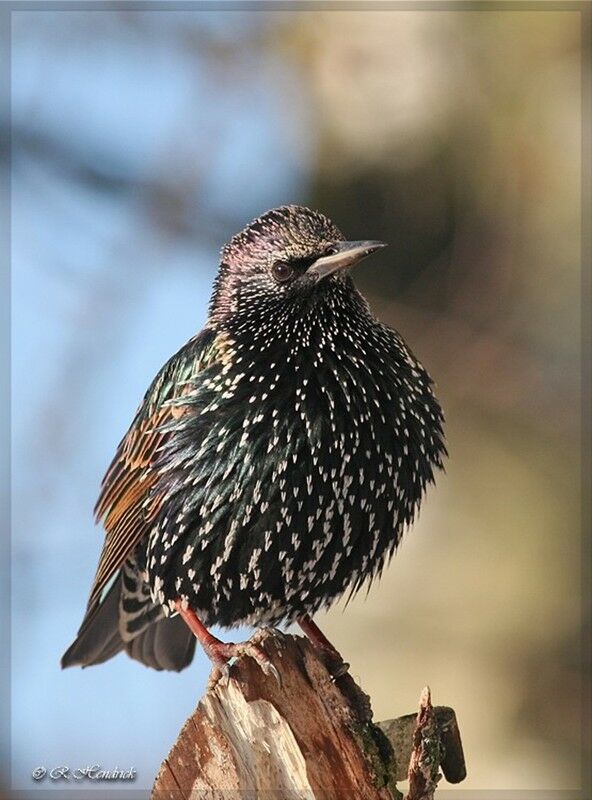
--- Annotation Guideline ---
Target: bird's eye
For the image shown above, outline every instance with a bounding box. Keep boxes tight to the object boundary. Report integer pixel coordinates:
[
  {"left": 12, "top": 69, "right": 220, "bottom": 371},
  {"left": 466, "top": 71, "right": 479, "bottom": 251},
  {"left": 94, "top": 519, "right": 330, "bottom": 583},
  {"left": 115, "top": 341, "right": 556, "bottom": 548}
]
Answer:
[{"left": 271, "top": 261, "right": 294, "bottom": 283}]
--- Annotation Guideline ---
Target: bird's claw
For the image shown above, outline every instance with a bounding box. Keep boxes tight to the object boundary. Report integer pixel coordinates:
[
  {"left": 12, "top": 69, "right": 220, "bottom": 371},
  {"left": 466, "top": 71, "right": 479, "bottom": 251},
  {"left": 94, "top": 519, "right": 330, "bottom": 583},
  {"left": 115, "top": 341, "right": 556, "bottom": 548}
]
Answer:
[
  {"left": 329, "top": 660, "right": 350, "bottom": 682},
  {"left": 313, "top": 644, "right": 350, "bottom": 681},
  {"left": 218, "top": 660, "right": 231, "bottom": 683},
  {"left": 309, "top": 641, "right": 350, "bottom": 681},
  {"left": 242, "top": 642, "right": 282, "bottom": 687},
  {"left": 206, "top": 640, "right": 281, "bottom": 686},
  {"left": 261, "top": 659, "right": 282, "bottom": 686},
  {"left": 207, "top": 660, "right": 231, "bottom": 690}
]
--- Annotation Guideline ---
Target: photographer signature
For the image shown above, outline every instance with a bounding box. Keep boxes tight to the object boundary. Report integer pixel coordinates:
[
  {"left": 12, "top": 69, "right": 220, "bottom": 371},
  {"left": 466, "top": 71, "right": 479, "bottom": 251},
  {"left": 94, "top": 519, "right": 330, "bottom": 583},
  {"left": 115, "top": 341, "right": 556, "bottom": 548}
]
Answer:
[{"left": 32, "top": 765, "right": 137, "bottom": 782}]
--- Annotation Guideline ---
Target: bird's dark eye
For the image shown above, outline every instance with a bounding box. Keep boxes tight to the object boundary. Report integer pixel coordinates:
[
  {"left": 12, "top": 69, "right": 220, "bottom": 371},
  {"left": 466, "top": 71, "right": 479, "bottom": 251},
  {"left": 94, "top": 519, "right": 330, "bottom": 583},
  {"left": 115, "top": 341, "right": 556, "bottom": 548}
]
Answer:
[{"left": 271, "top": 260, "right": 294, "bottom": 283}]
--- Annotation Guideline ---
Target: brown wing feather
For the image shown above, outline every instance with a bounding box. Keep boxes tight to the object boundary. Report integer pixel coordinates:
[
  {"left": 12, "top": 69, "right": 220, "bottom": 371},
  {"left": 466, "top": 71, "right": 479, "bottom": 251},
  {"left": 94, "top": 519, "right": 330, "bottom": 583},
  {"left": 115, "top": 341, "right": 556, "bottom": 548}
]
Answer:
[{"left": 87, "top": 329, "right": 215, "bottom": 610}]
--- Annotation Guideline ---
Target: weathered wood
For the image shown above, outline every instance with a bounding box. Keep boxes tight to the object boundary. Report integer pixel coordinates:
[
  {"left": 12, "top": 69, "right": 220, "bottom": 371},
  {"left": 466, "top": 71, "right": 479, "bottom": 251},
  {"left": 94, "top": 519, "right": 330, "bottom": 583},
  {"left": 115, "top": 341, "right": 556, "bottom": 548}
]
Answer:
[
  {"left": 405, "top": 687, "right": 441, "bottom": 800},
  {"left": 152, "top": 629, "right": 466, "bottom": 800},
  {"left": 378, "top": 701, "right": 466, "bottom": 785}
]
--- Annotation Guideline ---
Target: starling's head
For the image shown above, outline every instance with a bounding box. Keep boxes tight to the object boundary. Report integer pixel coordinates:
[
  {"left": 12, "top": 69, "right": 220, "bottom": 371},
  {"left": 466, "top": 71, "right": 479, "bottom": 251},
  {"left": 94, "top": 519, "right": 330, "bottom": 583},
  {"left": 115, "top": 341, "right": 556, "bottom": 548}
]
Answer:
[{"left": 210, "top": 205, "right": 385, "bottom": 323}]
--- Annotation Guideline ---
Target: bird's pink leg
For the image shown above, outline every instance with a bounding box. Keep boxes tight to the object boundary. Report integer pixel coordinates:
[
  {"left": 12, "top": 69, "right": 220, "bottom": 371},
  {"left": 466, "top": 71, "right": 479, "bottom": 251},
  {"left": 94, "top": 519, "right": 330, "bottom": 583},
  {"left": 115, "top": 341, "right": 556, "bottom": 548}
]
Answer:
[
  {"left": 296, "top": 615, "right": 349, "bottom": 678},
  {"left": 174, "top": 600, "right": 280, "bottom": 683}
]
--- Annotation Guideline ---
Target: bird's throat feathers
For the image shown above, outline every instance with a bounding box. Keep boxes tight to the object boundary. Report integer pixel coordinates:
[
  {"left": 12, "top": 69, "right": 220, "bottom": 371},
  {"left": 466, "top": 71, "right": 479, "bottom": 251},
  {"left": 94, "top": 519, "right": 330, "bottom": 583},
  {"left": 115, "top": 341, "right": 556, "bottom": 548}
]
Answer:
[{"left": 210, "top": 273, "right": 371, "bottom": 356}]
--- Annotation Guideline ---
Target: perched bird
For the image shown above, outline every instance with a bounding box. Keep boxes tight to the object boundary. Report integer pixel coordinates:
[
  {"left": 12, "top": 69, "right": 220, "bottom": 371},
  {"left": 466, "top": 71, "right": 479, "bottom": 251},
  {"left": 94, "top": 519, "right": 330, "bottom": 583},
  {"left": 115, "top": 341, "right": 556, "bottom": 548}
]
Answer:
[{"left": 62, "top": 205, "right": 446, "bottom": 678}]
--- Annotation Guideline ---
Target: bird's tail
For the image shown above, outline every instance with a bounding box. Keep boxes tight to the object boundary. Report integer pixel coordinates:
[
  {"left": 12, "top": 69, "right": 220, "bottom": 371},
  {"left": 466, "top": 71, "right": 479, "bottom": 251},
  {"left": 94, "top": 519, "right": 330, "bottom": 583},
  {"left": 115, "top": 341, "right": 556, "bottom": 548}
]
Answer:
[{"left": 61, "top": 570, "right": 196, "bottom": 672}]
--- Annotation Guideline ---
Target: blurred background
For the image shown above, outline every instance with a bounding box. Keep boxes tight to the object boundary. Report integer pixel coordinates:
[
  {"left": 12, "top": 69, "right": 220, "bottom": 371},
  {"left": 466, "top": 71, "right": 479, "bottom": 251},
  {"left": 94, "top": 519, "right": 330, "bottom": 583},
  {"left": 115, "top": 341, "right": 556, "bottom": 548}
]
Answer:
[{"left": 7, "top": 7, "right": 586, "bottom": 795}]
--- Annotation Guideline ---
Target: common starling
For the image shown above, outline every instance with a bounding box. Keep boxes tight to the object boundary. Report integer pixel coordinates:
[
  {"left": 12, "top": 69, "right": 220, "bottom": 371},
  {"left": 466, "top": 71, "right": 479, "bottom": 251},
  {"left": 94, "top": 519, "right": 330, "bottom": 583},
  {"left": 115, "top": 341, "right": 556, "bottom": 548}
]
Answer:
[{"left": 62, "top": 205, "right": 446, "bottom": 678}]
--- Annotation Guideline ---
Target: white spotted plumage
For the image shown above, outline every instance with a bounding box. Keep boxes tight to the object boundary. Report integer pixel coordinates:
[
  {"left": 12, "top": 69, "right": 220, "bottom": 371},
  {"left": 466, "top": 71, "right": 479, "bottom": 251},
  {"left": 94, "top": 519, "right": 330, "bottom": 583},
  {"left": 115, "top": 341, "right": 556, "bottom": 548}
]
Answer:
[{"left": 142, "top": 265, "right": 445, "bottom": 629}]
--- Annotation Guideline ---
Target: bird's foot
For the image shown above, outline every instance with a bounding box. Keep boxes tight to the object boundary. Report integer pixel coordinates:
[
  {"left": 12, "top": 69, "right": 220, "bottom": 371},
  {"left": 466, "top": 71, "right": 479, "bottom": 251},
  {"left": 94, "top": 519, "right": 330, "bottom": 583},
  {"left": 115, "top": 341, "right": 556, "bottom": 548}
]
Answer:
[
  {"left": 205, "top": 638, "right": 281, "bottom": 687},
  {"left": 296, "top": 615, "right": 350, "bottom": 681},
  {"left": 315, "top": 646, "right": 350, "bottom": 682},
  {"left": 174, "top": 601, "right": 280, "bottom": 686}
]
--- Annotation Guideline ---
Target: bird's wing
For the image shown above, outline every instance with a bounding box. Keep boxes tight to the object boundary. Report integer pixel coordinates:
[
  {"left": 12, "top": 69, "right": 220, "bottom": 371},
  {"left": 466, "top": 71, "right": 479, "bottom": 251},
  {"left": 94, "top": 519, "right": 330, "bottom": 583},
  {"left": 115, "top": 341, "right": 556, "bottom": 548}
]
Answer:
[{"left": 87, "top": 326, "right": 219, "bottom": 610}]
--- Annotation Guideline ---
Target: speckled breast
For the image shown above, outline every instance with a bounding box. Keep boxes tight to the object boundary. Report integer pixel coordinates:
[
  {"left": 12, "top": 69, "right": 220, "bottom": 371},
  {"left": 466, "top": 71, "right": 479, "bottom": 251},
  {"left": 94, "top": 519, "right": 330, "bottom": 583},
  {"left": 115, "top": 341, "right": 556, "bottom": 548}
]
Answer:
[{"left": 142, "top": 304, "right": 444, "bottom": 628}]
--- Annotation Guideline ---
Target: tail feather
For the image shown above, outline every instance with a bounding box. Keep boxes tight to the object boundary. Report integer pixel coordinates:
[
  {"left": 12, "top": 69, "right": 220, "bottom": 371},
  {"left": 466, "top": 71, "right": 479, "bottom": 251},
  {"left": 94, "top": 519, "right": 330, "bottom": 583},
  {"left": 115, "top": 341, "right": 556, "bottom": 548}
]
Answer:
[
  {"left": 125, "top": 615, "right": 196, "bottom": 671},
  {"left": 61, "top": 571, "right": 196, "bottom": 672},
  {"left": 61, "top": 576, "right": 125, "bottom": 668}
]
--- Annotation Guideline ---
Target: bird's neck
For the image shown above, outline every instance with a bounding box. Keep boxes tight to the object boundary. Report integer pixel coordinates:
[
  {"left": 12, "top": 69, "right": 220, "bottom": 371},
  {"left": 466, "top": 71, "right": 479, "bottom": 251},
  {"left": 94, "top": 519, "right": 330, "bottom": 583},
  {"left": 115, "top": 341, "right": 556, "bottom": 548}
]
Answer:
[{"left": 209, "top": 277, "right": 374, "bottom": 359}]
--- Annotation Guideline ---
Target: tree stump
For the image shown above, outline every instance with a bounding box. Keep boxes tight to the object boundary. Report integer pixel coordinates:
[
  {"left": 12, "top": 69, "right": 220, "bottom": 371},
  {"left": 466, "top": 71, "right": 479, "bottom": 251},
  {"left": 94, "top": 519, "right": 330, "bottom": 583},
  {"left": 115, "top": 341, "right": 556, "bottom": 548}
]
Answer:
[{"left": 152, "top": 629, "right": 466, "bottom": 800}]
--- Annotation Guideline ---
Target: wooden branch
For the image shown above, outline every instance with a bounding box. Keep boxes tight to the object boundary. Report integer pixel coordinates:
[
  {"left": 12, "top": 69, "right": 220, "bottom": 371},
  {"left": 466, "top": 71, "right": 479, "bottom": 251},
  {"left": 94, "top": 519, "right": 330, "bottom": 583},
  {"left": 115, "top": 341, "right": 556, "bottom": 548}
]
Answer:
[
  {"left": 379, "top": 696, "right": 466, "bottom": 786},
  {"left": 152, "top": 629, "right": 466, "bottom": 800},
  {"left": 405, "top": 687, "right": 441, "bottom": 800}
]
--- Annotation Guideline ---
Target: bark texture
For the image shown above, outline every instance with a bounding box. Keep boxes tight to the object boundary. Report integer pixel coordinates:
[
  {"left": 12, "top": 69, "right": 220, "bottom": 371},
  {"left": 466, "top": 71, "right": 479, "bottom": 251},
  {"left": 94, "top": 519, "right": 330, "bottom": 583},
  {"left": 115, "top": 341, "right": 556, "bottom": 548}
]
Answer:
[{"left": 152, "top": 630, "right": 465, "bottom": 800}]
